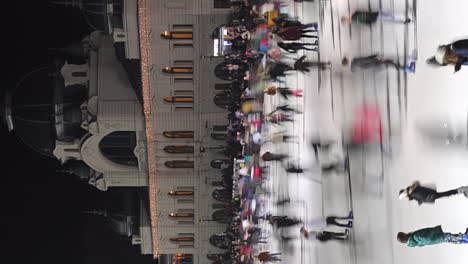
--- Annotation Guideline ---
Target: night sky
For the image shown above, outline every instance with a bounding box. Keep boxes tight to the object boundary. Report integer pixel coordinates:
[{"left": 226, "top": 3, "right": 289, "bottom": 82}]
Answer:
[{"left": 1, "top": 1, "right": 155, "bottom": 263}]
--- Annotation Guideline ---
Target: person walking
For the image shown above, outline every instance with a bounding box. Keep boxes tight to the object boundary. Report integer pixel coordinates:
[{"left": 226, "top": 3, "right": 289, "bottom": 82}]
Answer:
[
  {"left": 268, "top": 62, "right": 294, "bottom": 80},
  {"left": 265, "top": 112, "right": 294, "bottom": 124},
  {"left": 342, "top": 54, "right": 416, "bottom": 73},
  {"left": 398, "top": 226, "right": 468, "bottom": 247},
  {"left": 399, "top": 181, "right": 468, "bottom": 205},
  {"left": 294, "top": 55, "right": 331, "bottom": 71},
  {"left": 275, "top": 25, "right": 318, "bottom": 40},
  {"left": 265, "top": 214, "right": 302, "bottom": 228},
  {"left": 261, "top": 151, "right": 289, "bottom": 162},
  {"left": 301, "top": 228, "right": 349, "bottom": 241},
  {"left": 341, "top": 10, "right": 411, "bottom": 25},
  {"left": 278, "top": 41, "right": 318, "bottom": 53},
  {"left": 427, "top": 39, "right": 468, "bottom": 73},
  {"left": 264, "top": 85, "right": 303, "bottom": 100}
]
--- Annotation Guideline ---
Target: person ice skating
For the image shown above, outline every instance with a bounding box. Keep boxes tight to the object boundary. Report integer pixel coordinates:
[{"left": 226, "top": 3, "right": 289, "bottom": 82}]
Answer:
[
  {"left": 294, "top": 55, "right": 331, "bottom": 71},
  {"left": 306, "top": 211, "right": 354, "bottom": 229},
  {"left": 265, "top": 214, "right": 302, "bottom": 228},
  {"left": 265, "top": 112, "right": 294, "bottom": 124},
  {"left": 278, "top": 41, "right": 318, "bottom": 53},
  {"left": 263, "top": 131, "right": 298, "bottom": 144},
  {"left": 255, "top": 252, "right": 282, "bottom": 262},
  {"left": 301, "top": 227, "right": 349, "bottom": 241},
  {"left": 261, "top": 151, "right": 289, "bottom": 162},
  {"left": 342, "top": 54, "right": 416, "bottom": 73},
  {"left": 341, "top": 10, "right": 411, "bottom": 25},
  {"left": 268, "top": 62, "right": 294, "bottom": 80},
  {"left": 264, "top": 85, "right": 303, "bottom": 100},
  {"left": 276, "top": 104, "right": 302, "bottom": 114},
  {"left": 427, "top": 39, "right": 468, "bottom": 73},
  {"left": 275, "top": 25, "right": 319, "bottom": 40},
  {"left": 398, "top": 226, "right": 468, "bottom": 247},
  {"left": 399, "top": 181, "right": 468, "bottom": 205}
]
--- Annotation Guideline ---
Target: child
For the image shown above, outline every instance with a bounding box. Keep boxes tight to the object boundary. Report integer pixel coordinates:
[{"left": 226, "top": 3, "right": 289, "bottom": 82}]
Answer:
[{"left": 427, "top": 39, "right": 468, "bottom": 73}]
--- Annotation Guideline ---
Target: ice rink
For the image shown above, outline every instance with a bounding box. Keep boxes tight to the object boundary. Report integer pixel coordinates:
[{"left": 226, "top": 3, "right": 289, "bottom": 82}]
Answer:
[{"left": 257, "top": 0, "right": 468, "bottom": 263}]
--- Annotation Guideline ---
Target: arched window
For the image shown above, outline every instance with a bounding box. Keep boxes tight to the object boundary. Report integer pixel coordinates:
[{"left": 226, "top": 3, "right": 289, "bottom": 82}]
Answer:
[
  {"left": 168, "top": 190, "right": 194, "bottom": 196},
  {"left": 161, "top": 30, "right": 193, "bottom": 39},
  {"left": 165, "top": 160, "right": 194, "bottom": 168},
  {"left": 169, "top": 213, "right": 194, "bottom": 218},
  {"left": 99, "top": 131, "right": 138, "bottom": 166},
  {"left": 163, "top": 96, "right": 193, "bottom": 104},
  {"left": 164, "top": 145, "right": 194, "bottom": 154},
  {"left": 163, "top": 131, "right": 194, "bottom": 139},
  {"left": 162, "top": 66, "right": 193, "bottom": 74},
  {"left": 214, "top": 92, "right": 231, "bottom": 109}
]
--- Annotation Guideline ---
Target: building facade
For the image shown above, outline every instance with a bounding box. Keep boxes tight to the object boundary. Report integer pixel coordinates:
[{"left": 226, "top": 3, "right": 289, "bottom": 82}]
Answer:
[{"left": 3, "top": 0, "right": 234, "bottom": 263}]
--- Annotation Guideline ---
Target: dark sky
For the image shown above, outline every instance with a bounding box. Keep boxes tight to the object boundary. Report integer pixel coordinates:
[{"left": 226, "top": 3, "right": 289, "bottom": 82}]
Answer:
[{"left": 1, "top": 1, "right": 155, "bottom": 263}]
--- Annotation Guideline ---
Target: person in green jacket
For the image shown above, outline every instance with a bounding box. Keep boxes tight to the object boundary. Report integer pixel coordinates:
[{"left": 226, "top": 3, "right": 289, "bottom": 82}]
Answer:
[{"left": 397, "top": 225, "right": 468, "bottom": 247}]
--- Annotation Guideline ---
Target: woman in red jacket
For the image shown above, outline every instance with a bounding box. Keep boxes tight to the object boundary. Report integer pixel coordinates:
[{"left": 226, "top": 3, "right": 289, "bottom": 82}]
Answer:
[{"left": 275, "top": 25, "right": 318, "bottom": 40}]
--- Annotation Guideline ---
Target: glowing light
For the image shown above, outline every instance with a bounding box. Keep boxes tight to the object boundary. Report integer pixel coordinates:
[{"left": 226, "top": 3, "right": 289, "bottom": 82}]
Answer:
[{"left": 138, "top": 0, "right": 160, "bottom": 258}]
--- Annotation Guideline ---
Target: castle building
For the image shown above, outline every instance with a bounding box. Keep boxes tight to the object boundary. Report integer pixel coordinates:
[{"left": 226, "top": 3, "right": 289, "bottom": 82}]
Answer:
[{"left": 3, "top": 0, "right": 235, "bottom": 263}]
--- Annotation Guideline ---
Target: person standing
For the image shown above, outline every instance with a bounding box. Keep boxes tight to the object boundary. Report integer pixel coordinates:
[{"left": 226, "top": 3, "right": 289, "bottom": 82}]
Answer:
[
  {"left": 278, "top": 41, "right": 318, "bottom": 53},
  {"left": 256, "top": 252, "right": 282, "bottom": 262},
  {"left": 342, "top": 54, "right": 416, "bottom": 73},
  {"left": 264, "top": 85, "right": 303, "bottom": 100},
  {"left": 427, "top": 39, "right": 468, "bottom": 73},
  {"left": 294, "top": 55, "right": 331, "bottom": 71},
  {"left": 341, "top": 10, "right": 411, "bottom": 25},
  {"left": 397, "top": 226, "right": 468, "bottom": 247},
  {"left": 261, "top": 151, "right": 289, "bottom": 162},
  {"left": 399, "top": 181, "right": 468, "bottom": 205},
  {"left": 275, "top": 25, "right": 318, "bottom": 40},
  {"left": 301, "top": 227, "right": 349, "bottom": 241}
]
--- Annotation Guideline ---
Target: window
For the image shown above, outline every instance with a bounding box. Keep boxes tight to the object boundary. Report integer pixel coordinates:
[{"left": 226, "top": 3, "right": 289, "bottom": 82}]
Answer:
[
  {"left": 173, "top": 43, "right": 193, "bottom": 48},
  {"left": 214, "top": 0, "right": 231, "bottom": 9},
  {"left": 170, "top": 237, "right": 194, "bottom": 242},
  {"left": 161, "top": 30, "right": 193, "bottom": 40},
  {"left": 175, "top": 106, "right": 194, "bottom": 112},
  {"left": 215, "top": 83, "right": 231, "bottom": 90},
  {"left": 164, "top": 145, "right": 194, "bottom": 154},
  {"left": 168, "top": 190, "right": 194, "bottom": 196},
  {"left": 173, "top": 60, "right": 194, "bottom": 66},
  {"left": 214, "top": 91, "right": 231, "bottom": 109},
  {"left": 165, "top": 160, "right": 194, "bottom": 168},
  {"left": 174, "top": 77, "right": 193, "bottom": 83},
  {"left": 211, "top": 133, "right": 226, "bottom": 140},
  {"left": 99, "top": 131, "right": 138, "bottom": 166},
  {"left": 169, "top": 212, "right": 194, "bottom": 218},
  {"left": 162, "top": 66, "right": 193, "bottom": 74},
  {"left": 163, "top": 96, "right": 193, "bottom": 103},
  {"left": 163, "top": 131, "right": 194, "bottom": 138}
]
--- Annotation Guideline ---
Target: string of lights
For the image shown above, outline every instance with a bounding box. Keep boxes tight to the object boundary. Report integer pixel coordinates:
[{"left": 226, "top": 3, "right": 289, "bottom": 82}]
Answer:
[{"left": 137, "top": 0, "right": 160, "bottom": 258}]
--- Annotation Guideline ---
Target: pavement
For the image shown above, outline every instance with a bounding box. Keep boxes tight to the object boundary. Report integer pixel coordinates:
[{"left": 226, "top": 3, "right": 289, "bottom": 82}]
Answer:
[{"left": 253, "top": 1, "right": 419, "bottom": 264}]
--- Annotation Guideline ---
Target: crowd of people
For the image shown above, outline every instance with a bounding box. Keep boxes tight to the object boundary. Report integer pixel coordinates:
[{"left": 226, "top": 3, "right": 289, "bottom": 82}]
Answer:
[{"left": 202, "top": 1, "right": 468, "bottom": 264}]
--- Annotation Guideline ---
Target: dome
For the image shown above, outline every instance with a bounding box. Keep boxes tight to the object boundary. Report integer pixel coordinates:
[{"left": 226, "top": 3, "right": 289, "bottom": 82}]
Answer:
[
  {"left": 52, "top": 0, "right": 124, "bottom": 34},
  {"left": 6, "top": 58, "right": 88, "bottom": 157}
]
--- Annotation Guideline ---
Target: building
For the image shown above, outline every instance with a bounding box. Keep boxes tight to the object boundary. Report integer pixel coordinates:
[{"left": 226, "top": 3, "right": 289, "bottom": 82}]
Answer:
[{"left": 2, "top": 0, "right": 237, "bottom": 263}]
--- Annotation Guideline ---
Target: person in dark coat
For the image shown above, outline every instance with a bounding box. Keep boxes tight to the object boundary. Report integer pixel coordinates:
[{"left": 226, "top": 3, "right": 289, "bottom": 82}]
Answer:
[
  {"left": 427, "top": 39, "right": 468, "bottom": 73},
  {"left": 341, "top": 10, "right": 411, "bottom": 25},
  {"left": 261, "top": 151, "right": 288, "bottom": 162},
  {"left": 275, "top": 25, "right": 318, "bottom": 40},
  {"left": 294, "top": 55, "right": 331, "bottom": 71},
  {"left": 342, "top": 54, "right": 416, "bottom": 73},
  {"left": 266, "top": 215, "right": 302, "bottom": 227},
  {"left": 268, "top": 62, "right": 294, "bottom": 80},
  {"left": 278, "top": 41, "right": 318, "bottom": 53},
  {"left": 399, "top": 181, "right": 468, "bottom": 205}
]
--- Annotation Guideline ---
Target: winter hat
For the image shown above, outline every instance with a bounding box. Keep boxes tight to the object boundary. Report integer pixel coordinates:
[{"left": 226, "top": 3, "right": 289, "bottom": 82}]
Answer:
[
  {"left": 399, "top": 188, "right": 409, "bottom": 200},
  {"left": 434, "top": 45, "right": 448, "bottom": 65}
]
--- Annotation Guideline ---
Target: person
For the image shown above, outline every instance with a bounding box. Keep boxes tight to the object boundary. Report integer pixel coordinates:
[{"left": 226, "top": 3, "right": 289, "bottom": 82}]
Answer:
[
  {"left": 341, "top": 10, "right": 411, "bottom": 25},
  {"left": 276, "top": 104, "right": 302, "bottom": 114},
  {"left": 275, "top": 25, "right": 318, "bottom": 40},
  {"left": 265, "top": 112, "right": 294, "bottom": 124},
  {"left": 265, "top": 215, "right": 302, "bottom": 227},
  {"left": 267, "top": 48, "right": 282, "bottom": 61},
  {"left": 294, "top": 55, "right": 331, "bottom": 71},
  {"left": 256, "top": 252, "right": 282, "bottom": 262},
  {"left": 342, "top": 54, "right": 416, "bottom": 73},
  {"left": 399, "top": 181, "right": 468, "bottom": 205},
  {"left": 427, "top": 39, "right": 468, "bottom": 73},
  {"left": 397, "top": 226, "right": 468, "bottom": 247},
  {"left": 261, "top": 151, "right": 288, "bottom": 162},
  {"left": 278, "top": 41, "right": 318, "bottom": 53},
  {"left": 301, "top": 227, "right": 349, "bottom": 241},
  {"left": 264, "top": 85, "right": 303, "bottom": 100},
  {"left": 268, "top": 62, "right": 294, "bottom": 80}
]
